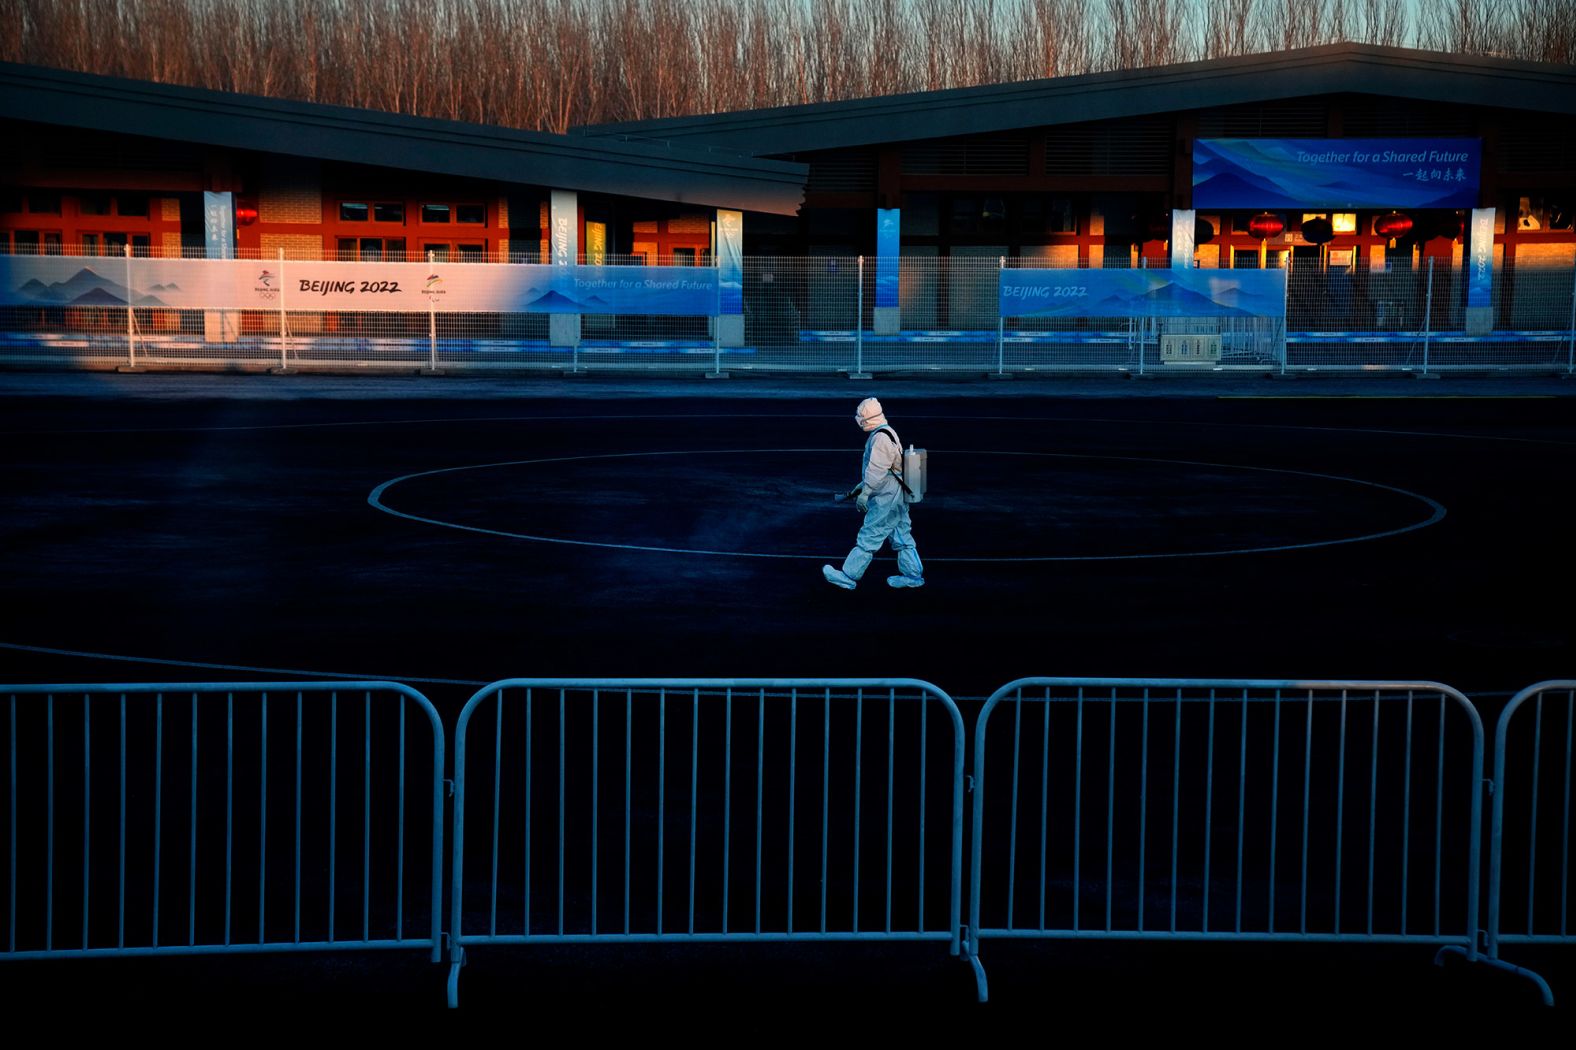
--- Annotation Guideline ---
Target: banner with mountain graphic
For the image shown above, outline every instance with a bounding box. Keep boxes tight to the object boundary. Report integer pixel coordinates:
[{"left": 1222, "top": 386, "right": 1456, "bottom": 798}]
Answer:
[
  {"left": 999, "top": 268, "right": 1286, "bottom": 319},
  {"left": 1193, "top": 138, "right": 1480, "bottom": 210},
  {"left": 0, "top": 256, "right": 721, "bottom": 315}
]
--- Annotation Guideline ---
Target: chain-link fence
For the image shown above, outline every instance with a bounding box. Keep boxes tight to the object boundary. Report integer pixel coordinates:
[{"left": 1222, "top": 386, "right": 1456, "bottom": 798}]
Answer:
[
  {"left": 1286, "top": 259, "right": 1576, "bottom": 372},
  {"left": 1, "top": 245, "right": 1572, "bottom": 376}
]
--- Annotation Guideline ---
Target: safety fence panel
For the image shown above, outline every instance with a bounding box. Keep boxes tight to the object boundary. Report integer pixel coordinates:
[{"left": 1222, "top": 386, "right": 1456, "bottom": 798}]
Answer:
[
  {"left": 1488, "top": 681, "right": 1576, "bottom": 957},
  {"left": 1000, "top": 258, "right": 1287, "bottom": 374},
  {"left": 742, "top": 256, "right": 860, "bottom": 373},
  {"left": 1286, "top": 261, "right": 1576, "bottom": 373},
  {"left": 447, "top": 679, "right": 965, "bottom": 1006},
  {"left": 0, "top": 682, "right": 445, "bottom": 962},
  {"left": 2, "top": 245, "right": 1573, "bottom": 376},
  {"left": 966, "top": 679, "right": 1485, "bottom": 1001}
]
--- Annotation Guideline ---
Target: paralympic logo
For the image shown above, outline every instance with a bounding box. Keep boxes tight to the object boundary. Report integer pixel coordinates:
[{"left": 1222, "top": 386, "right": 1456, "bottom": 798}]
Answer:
[{"left": 424, "top": 272, "right": 446, "bottom": 303}]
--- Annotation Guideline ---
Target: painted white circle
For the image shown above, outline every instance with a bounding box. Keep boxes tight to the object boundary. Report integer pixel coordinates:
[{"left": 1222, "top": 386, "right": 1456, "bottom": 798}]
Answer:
[{"left": 367, "top": 449, "right": 1446, "bottom": 562}]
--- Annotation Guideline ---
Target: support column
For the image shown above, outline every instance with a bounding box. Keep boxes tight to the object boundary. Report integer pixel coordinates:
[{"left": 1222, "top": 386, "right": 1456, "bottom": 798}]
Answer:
[
  {"left": 1170, "top": 209, "right": 1196, "bottom": 269},
  {"left": 716, "top": 208, "right": 744, "bottom": 347},
  {"left": 873, "top": 208, "right": 900, "bottom": 335},
  {"left": 202, "top": 190, "right": 238, "bottom": 343},
  {"left": 1465, "top": 207, "right": 1495, "bottom": 335},
  {"left": 549, "top": 190, "right": 580, "bottom": 347}
]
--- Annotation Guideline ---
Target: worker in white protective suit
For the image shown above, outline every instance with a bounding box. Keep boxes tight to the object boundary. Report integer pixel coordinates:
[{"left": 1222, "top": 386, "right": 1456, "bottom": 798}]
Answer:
[{"left": 823, "top": 397, "right": 925, "bottom": 590}]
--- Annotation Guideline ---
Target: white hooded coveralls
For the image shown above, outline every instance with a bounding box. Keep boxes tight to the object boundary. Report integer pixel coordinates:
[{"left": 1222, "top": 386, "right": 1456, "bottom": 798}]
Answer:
[{"left": 842, "top": 400, "right": 923, "bottom": 583}]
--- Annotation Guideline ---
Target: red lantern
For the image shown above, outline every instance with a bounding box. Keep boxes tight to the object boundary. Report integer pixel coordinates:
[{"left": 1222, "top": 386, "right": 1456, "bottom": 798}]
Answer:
[
  {"left": 235, "top": 205, "right": 259, "bottom": 226},
  {"left": 1373, "top": 212, "right": 1413, "bottom": 240},
  {"left": 1247, "top": 212, "right": 1284, "bottom": 239},
  {"left": 1432, "top": 212, "right": 1464, "bottom": 241},
  {"left": 1194, "top": 218, "right": 1216, "bottom": 246},
  {"left": 1300, "top": 217, "right": 1334, "bottom": 245}
]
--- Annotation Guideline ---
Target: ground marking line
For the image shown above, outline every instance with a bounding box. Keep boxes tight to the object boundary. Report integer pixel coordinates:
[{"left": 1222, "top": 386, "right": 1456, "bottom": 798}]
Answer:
[
  {"left": 368, "top": 448, "right": 1446, "bottom": 563},
  {"left": 0, "top": 641, "right": 487, "bottom": 686}
]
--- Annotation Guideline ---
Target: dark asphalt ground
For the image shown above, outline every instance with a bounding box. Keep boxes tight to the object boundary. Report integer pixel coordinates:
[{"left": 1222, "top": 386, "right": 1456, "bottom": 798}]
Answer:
[{"left": 1, "top": 369, "right": 1573, "bottom": 1022}]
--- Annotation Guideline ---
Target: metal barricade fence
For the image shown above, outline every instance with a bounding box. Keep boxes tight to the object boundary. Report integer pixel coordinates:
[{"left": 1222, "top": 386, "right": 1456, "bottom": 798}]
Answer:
[
  {"left": 1285, "top": 260, "right": 1576, "bottom": 374},
  {"left": 1480, "top": 680, "right": 1576, "bottom": 1005},
  {"left": 0, "top": 682, "right": 445, "bottom": 963},
  {"left": 1000, "top": 254, "right": 1289, "bottom": 375},
  {"left": 446, "top": 679, "right": 965, "bottom": 1007},
  {"left": 965, "top": 679, "right": 1486, "bottom": 1002},
  {"left": 3, "top": 244, "right": 1574, "bottom": 375}
]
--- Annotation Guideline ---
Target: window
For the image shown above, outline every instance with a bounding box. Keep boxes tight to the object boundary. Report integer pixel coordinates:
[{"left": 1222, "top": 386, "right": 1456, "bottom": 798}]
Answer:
[
  {"left": 80, "top": 193, "right": 112, "bottom": 216},
  {"left": 1515, "top": 194, "right": 1573, "bottom": 231},
  {"left": 421, "top": 202, "right": 485, "bottom": 226},
  {"left": 424, "top": 241, "right": 486, "bottom": 262},
  {"left": 9, "top": 230, "right": 63, "bottom": 254},
  {"left": 672, "top": 246, "right": 697, "bottom": 266},
  {"left": 902, "top": 193, "right": 940, "bottom": 237},
  {"left": 339, "top": 236, "right": 406, "bottom": 260},
  {"left": 948, "top": 195, "right": 1007, "bottom": 236},
  {"left": 1021, "top": 195, "right": 1077, "bottom": 235},
  {"left": 27, "top": 192, "right": 61, "bottom": 215},
  {"left": 341, "top": 202, "right": 405, "bottom": 223},
  {"left": 1, "top": 190, "right": 21, "bottom": 213},
  {"left": 117, "top": 194, "right": 149, "bottom": 218},
  {"left": 99, "top": 232, "right": 151, "bottom": 256},
  {"left": 81, "top": 233, "right": 99, "bottom": 255}
]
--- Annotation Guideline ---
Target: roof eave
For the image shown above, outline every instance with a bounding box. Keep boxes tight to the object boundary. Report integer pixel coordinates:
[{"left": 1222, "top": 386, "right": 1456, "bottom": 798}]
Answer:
[{"left": 0, "top": 63, "right": 807, "bottom": 215}]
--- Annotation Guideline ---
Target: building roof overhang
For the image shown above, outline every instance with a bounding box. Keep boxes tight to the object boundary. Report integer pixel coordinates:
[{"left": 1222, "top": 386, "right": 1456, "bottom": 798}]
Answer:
[
  {"left": 0, "top": 62, "right": 808, "bottom": 215},
  {"left": 576, "top": 44, "right": 1576, "bottom": 156}
]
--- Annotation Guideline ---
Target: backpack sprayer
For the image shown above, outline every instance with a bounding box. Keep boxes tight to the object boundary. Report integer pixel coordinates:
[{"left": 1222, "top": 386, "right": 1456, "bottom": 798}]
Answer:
[{"left": 833, "top": 429, "right": 927, "bottom": 505}]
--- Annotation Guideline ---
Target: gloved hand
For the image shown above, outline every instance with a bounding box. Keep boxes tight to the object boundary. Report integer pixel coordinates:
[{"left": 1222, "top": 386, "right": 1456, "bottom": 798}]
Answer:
[{"left": 856, "top": 491, "right": 869, "bottom": 513}]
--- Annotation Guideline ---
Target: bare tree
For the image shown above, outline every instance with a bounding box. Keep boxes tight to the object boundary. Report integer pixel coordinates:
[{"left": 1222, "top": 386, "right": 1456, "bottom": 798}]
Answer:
[
  {"left": 1024, "top": 0, "right": 1099, "bottom": 77},
  {"left": 1201, "top": 0, "right": 1264, "bottom": 58},
  {"left": 1259, "top": 0, "right": 1351, "bottom": 52},
  {"left": 1357, "top": 0, "right": 1409, "bottom": 47},
  {"left": 1502, "top": 0, "right": 1576, "bottom": 64},
  {"left": 2, "top": 0, "right": 1568, "bottom": 132},
  {"left": 1106, "top": 0, "right": 1192, "bottom": 69},
  {"left": 1417, "top": 0, "right": 1510, "bottom": 55}
]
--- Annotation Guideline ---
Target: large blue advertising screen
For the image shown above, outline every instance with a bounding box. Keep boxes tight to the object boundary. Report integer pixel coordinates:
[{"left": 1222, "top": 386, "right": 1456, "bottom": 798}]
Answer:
[{"left": 1193, "top": 138, "right": 1480, "bottom": 209}]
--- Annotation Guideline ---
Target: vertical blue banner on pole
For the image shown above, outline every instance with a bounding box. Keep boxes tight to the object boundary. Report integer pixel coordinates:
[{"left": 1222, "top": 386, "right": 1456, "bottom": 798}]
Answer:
[
  {"left": 875, "top": 209, "right": 900, "bottom": 309},
  {"left": 203, "top": 192, "right": 235, "bottom": 260},
  {"left": 549, "top": 190, "right": 580, "bottom": 346},
  {"left": 1170, "top": 209, "right": 1196, "bottom": 269},
  {"left": 1468, "top": 208, "right": 1495, "bottom": 309},
  {"left": 550, "top": 191, "right": 577, "bottom": 266},
  {"left": 717, "top": 209, "right": 743, "bottom": 315}
]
